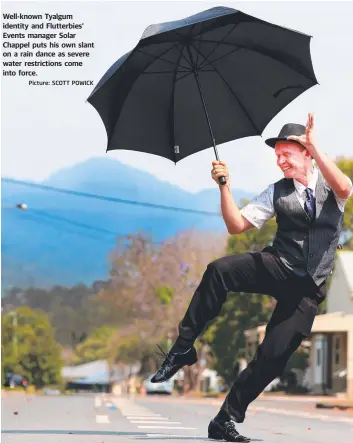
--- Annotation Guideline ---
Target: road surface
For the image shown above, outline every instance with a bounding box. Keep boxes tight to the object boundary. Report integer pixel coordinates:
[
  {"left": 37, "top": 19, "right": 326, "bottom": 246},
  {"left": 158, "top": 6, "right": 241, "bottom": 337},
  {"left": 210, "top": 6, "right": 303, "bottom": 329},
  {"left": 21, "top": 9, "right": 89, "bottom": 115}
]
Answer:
[{"left": 2, "top": 393, "right": 352, "bottom": 442}]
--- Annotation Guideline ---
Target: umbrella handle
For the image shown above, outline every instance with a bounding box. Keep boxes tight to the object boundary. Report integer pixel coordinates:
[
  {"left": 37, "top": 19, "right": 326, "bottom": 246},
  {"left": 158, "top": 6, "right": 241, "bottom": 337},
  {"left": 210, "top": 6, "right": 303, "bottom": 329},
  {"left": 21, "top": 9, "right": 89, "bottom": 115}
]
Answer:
[
  {"left": 213, "top": 146, "right": 226, "bottom": 185},
  {"left": 219, "top": 176, "right": 227, "bottom": 185}
]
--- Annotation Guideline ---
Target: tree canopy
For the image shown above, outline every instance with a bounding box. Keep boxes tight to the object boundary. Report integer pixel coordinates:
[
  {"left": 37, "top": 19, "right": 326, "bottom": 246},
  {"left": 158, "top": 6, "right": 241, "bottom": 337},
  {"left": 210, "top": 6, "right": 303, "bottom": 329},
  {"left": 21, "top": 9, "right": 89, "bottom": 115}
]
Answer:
[{"left": 2, "top": 307, "right": 62, "bottom": 387}]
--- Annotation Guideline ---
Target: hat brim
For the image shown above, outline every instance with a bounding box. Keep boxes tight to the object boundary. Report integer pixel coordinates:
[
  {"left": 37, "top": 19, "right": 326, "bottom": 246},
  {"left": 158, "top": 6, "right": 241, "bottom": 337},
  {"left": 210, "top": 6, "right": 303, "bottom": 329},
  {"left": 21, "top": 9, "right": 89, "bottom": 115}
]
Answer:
[{"left": 265, "top": 137, "right": 306, "bottom": 149}]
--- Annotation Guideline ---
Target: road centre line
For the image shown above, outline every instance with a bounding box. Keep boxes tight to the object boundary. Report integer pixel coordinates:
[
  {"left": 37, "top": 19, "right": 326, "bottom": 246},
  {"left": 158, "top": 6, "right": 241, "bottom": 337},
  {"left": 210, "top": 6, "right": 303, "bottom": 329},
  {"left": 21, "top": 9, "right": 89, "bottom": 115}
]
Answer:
[
  {"left": 138, "top": 426, "right": 197, "bottom": 430},
  {"left": 95, "top": 415, "right": 110, "bottom": 424},
  {"left": 127, "top": 417, "right": 168, "bottom": 420},
  {"left": 131, "top": 421, "right": 181, "bottom": 424},
  {"left": 249, "top": 406, "right": 353, "bottom": 423},
  {"left": 146, "top": 434, "right": 201, "bottom": 441},
  {"left": 94, "top": 397, "right": 102, "bottom": 408}
]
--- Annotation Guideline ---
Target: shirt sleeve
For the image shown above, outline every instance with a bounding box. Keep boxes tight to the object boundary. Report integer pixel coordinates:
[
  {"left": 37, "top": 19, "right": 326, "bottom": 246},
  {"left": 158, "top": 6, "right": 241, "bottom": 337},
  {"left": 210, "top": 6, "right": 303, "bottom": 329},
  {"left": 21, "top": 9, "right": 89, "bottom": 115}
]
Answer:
[
  {"left": 240, "top": 184, "right": 276, "bottom": 229},
  {"left": 332, "top": 175, "right": 353, "bottom": 212}
]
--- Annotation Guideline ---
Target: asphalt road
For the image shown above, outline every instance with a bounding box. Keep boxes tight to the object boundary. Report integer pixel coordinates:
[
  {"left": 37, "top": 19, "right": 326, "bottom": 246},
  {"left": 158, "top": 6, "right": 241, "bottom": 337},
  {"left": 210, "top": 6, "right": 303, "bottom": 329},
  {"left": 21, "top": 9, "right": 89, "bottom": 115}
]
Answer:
[{"left": 2, "top": 393, "right": 352, "bottom": 442}]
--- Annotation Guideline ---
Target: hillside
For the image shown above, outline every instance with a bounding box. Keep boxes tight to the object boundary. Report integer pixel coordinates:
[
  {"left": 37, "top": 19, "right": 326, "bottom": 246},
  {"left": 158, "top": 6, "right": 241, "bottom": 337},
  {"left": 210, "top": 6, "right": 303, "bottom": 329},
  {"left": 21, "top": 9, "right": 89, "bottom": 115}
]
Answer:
[{"left": 1, "top": 157, "right": 254, "bottom": 289}]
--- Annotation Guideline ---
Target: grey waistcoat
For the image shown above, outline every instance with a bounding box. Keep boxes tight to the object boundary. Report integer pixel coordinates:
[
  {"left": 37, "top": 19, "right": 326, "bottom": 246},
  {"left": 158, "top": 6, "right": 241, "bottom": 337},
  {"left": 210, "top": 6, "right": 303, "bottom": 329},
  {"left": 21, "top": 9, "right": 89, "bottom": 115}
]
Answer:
[{"left": 272, "top": 172, "right": 343, "bottom": 286}]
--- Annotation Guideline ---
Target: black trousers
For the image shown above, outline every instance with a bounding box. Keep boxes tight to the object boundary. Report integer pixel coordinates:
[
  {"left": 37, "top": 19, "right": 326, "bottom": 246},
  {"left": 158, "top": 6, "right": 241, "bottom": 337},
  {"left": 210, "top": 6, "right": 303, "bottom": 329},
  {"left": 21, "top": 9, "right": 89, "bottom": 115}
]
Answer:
[{"left": 178, "top": 247, "right": 326, "bottom": 423}]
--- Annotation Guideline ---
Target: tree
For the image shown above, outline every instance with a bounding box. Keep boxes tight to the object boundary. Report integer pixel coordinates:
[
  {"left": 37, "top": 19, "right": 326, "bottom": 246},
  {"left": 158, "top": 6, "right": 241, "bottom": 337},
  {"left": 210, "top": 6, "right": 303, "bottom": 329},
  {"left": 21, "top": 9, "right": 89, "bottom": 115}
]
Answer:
[
  {"left": 99, "top": 229, "right": 227, "bottom": 385},
  {"left": 2, "top": 284, "right": 118, "bottom": 346},
  {"left": 1, "top": 307, "right": 62, "bottom": 387},
  {"left": 335, "top": 157, "right": 353, "bottom": 249},
  {"left": 74, "top": 326, "right": 117, "bottom": 364}
]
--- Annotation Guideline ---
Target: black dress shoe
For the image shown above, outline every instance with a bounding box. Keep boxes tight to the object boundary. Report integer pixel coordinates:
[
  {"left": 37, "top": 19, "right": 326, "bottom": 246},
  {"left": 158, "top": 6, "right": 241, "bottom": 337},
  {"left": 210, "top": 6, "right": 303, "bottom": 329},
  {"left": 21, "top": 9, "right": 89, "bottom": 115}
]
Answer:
[
  {"left": 150, "top": 346, "right": 197, "bottom": 383},
  {"left": 208, "top": 419, "right": 251, "bottom": 442}
]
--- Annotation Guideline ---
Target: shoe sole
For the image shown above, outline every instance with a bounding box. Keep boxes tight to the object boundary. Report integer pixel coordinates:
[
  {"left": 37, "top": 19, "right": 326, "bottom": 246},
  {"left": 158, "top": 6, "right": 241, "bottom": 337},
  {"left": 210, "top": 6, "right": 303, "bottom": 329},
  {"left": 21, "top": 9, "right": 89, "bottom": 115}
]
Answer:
[{"left": 208, "top": 431, "right": 251, "bottom": 442}]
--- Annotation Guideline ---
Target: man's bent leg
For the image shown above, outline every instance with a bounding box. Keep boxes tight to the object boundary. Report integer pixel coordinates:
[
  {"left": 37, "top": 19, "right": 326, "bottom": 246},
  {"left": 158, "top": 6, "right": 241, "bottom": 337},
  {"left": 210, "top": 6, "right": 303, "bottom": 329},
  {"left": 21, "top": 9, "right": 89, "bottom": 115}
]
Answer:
[
  {"left": 174, "top": 252, "right": 281, "bottom": 351},
  {"left": 151, "top": 251, "right": 290, "bottom": 383},
  {"left": 219, "top": 296, "right": 318, "bottom": 423}
]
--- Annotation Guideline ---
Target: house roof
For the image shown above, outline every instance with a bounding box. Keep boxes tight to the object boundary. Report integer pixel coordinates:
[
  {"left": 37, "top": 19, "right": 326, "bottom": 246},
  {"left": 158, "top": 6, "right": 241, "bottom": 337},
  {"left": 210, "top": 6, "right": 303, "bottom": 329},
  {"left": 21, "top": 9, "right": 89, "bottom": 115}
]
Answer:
[
  {"left": 312, "top": 312, "right": 353, "bottom": 333},
  {"left": 338, "top": 251, "right": 353, "bottom": 291},
  {"left": 62, "top": 360, "right": 107, "bottom": 379}
]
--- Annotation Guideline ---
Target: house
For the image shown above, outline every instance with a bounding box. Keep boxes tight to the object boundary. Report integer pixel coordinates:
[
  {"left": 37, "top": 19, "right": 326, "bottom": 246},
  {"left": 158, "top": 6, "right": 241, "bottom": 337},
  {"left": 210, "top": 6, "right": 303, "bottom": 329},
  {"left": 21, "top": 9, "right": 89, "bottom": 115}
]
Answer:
[
  {"left": 172, "top": 367, "right": 222, "bottom": 393},
  {"left": 309, "top": 251, "right": 353, "bottom": 397},
  {"left": 62, "top": 360, "right": 141, "bottom": 392},
  {"left": 244, "top": 251, "right": 353, "bottom": 398}
]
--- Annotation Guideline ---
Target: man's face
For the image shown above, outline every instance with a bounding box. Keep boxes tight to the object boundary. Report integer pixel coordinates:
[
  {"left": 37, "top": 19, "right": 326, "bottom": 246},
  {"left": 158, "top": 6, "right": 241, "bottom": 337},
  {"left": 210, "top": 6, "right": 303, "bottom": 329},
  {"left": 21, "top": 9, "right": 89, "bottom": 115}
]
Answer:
[{"left": 275, "top": 142, "right": 310, "bottom": 179}]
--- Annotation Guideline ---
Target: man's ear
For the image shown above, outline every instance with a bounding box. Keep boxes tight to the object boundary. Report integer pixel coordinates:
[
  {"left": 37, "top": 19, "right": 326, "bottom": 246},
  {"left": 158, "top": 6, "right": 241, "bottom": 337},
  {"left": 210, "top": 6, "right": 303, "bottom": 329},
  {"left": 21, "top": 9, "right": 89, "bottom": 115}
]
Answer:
[{"left": 303, "top": 148, "right": 312, "bottom": 158}]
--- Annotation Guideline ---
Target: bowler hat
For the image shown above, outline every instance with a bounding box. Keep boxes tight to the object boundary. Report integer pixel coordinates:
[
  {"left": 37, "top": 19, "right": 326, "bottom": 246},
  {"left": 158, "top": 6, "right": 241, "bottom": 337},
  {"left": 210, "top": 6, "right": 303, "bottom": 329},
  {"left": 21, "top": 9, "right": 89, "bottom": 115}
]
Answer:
[{"left": 265, "top": 123, "right": 306, "bottom": 148}]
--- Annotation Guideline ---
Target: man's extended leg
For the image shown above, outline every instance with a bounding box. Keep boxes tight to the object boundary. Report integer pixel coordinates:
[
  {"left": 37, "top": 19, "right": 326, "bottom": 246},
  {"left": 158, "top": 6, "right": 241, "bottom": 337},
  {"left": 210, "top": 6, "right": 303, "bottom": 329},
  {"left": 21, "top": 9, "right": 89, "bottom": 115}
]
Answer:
[{"left": 218, "top": 294, "right": 319, "bottom": 423}]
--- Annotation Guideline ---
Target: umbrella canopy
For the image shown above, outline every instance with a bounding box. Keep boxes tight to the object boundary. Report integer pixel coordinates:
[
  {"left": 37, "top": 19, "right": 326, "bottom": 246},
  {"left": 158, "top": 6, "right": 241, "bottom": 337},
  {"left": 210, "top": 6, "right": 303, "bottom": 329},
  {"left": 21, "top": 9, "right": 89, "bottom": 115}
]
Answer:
[{"left": 88, "top": 6, "right": 317, "bottom": 164}]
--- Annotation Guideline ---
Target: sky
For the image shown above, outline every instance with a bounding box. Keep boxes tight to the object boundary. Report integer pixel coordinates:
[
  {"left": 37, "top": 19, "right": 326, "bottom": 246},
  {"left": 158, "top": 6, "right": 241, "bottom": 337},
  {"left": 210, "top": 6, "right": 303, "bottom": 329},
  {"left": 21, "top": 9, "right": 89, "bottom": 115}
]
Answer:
[{"left": 1, "top": 1, "right": 353, "bottom": 194}]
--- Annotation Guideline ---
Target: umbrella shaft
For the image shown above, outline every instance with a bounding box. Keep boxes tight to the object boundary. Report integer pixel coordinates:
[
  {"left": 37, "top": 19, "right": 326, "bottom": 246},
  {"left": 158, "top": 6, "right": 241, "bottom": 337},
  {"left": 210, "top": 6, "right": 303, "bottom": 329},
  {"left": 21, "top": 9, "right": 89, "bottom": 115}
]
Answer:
[{"left": 193, "top": 71, "right": 220, "bottom": 161}]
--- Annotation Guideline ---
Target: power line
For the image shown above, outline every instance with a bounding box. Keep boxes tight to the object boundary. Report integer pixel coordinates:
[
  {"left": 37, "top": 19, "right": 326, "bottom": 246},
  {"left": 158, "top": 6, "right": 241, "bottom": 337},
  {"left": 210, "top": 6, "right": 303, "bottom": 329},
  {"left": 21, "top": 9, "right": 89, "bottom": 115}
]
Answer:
[
  {"left": 3, "top": 206, "right": 118, "bottom": 240},
  {"left": 2, "top": 177, "right": 221, "bottom": 217},
  {"left": 3, "top": 206, "right": 166, "bottom": 245},
  {"left": 30, "top": 209, "right": 118, "bottom": 237},
  {"left": 15, "top": 209, "right": 116, "bottom": 244}
]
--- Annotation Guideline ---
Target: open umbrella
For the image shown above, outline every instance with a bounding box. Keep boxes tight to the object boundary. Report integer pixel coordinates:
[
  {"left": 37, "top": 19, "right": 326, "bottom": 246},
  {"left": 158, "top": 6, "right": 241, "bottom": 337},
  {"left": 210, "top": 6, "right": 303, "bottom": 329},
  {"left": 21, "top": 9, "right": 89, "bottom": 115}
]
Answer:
[{"left": 87, "top": 6, "right": 317, "bottom": 184}]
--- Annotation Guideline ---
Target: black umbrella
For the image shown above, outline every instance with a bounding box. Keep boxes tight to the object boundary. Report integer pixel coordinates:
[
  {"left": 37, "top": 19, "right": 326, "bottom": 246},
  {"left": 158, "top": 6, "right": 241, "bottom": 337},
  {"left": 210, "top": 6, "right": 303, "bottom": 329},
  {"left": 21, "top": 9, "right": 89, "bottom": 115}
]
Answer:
[{"left": 87, "top": 6, "right": 317, "bottom": 184}]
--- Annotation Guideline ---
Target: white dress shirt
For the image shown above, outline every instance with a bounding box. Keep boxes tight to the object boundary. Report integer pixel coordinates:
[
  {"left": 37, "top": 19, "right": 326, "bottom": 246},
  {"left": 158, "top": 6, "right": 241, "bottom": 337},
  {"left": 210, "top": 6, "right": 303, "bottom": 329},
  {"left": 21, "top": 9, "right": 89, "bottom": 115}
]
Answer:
[{"left": 240, "top": 167, "right": 353, "bottom": 229}]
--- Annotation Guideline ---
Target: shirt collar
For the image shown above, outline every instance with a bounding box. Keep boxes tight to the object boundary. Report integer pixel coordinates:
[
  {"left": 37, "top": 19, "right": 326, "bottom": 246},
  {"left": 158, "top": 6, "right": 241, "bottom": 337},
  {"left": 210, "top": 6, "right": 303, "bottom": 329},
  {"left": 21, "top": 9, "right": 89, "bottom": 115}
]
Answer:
[{"left": 293, "top": 166, "right": 318, "bottom": 195}]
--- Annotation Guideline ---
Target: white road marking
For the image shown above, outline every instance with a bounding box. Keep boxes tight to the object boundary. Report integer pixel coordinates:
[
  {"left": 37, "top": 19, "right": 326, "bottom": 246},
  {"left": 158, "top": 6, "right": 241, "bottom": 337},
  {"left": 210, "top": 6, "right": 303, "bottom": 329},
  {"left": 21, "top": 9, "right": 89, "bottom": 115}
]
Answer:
[
  {"left": 126, "top": 416, "right": 165, "bottom": 419},
  {"left": 94, "top": 397, "right": 102, "bottom": 408},
  {"left": 95, "top": 415, "right": 110, "bottom": 424},
  {"left": 146, "top": 435, "right": 201, "bottom": 439},
  {"left": 112, "top": 397, "right": 198, "bottom": 430},
  {"left": 124, "top": 412, "right": 162, "bottom": 415},
  {"left": 137, "top": 426, "right": 197, "bottom": 430},
  {"left": 249, "top": 406, "right": 353, "bottom": 423},
  {"left": 131, "top": 421, "right": 181, "bottom": 424}
]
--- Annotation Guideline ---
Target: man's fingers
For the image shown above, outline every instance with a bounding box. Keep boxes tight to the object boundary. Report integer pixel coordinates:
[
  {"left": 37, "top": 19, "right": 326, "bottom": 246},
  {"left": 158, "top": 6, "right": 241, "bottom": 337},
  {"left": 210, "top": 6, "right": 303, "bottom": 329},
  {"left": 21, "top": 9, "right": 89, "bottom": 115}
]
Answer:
[
  {"left": 309, "top": 113, "right": 314, "bottom": 128},
  {"left": 287, "top": 135, "right": 299, "bottom": 141},
  {"left": 213, "top": 169, "right": 227, "bottom": 176},
  {"left": 212, "top": 165, "right": 228, "bottom": 179},
  {"left": 211, "top": 161, "right": 229, "bottom": 185},
  {"left": 307, "top": 112, "right": 314, "bottom": 130}
]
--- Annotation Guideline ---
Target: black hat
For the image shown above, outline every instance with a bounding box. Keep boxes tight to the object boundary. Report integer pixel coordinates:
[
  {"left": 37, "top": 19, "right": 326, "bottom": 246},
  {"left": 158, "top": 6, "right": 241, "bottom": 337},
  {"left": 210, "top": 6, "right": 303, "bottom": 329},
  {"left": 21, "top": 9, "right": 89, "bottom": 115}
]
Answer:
[{"left": 265, "top": 123, "right": 306, "bottom": 149}]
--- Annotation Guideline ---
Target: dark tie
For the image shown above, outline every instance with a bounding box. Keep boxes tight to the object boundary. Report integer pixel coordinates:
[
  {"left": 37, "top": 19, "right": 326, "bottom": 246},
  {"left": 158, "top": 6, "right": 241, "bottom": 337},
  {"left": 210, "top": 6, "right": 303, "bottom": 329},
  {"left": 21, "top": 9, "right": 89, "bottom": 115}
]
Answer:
[{"left": 304, "top": 188, "right": 316, "bottom": 220}]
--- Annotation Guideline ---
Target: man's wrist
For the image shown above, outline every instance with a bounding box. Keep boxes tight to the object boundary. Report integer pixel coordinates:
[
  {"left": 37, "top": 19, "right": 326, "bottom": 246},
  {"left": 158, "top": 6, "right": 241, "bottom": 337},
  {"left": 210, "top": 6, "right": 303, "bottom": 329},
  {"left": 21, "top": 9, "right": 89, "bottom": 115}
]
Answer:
[{"left": 219, "top": 182, "right": 231, "bottom": 192}]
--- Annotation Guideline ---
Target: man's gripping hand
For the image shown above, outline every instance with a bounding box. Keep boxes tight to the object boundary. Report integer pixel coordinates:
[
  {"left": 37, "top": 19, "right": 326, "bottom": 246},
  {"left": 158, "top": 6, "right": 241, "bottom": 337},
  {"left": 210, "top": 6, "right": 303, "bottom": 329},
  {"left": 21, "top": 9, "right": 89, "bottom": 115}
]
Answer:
[{"left": 211, "top": 161, "right": 230, "bottom": 188}]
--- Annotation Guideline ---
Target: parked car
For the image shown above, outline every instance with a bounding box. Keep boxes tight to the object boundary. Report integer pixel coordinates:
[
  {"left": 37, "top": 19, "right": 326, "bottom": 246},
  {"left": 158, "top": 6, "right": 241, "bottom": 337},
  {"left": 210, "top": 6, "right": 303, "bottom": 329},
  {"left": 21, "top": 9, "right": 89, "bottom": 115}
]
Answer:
[
  {"left": 143, "top": 375, "right": 173, "bottom": 395},
  {"left": 4, "top": 374, "right": 28, "bottom": 389}
]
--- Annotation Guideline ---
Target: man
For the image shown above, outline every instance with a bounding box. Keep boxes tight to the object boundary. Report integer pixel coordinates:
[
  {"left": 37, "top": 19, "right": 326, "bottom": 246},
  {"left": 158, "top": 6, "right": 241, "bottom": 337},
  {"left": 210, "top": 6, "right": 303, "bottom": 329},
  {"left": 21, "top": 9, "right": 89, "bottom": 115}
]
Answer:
[{"left": 151, "top": 113, "right": 352, "bottom": 442}]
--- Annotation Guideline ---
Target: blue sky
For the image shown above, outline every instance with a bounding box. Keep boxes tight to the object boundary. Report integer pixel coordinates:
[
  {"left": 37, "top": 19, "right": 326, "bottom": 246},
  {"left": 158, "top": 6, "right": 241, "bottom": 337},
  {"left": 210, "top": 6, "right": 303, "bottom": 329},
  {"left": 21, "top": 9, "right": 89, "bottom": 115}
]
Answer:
[{"left": 2, "top": 1, "right": 353, "bottom": 193}]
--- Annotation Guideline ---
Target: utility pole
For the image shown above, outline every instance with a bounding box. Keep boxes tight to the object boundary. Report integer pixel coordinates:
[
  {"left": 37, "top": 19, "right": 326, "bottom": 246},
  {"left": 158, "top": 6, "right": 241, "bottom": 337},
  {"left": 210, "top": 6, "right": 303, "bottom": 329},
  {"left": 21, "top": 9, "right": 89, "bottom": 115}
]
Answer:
[{"left": 8, "top": 311, "right": 18, "bottom": 358}]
